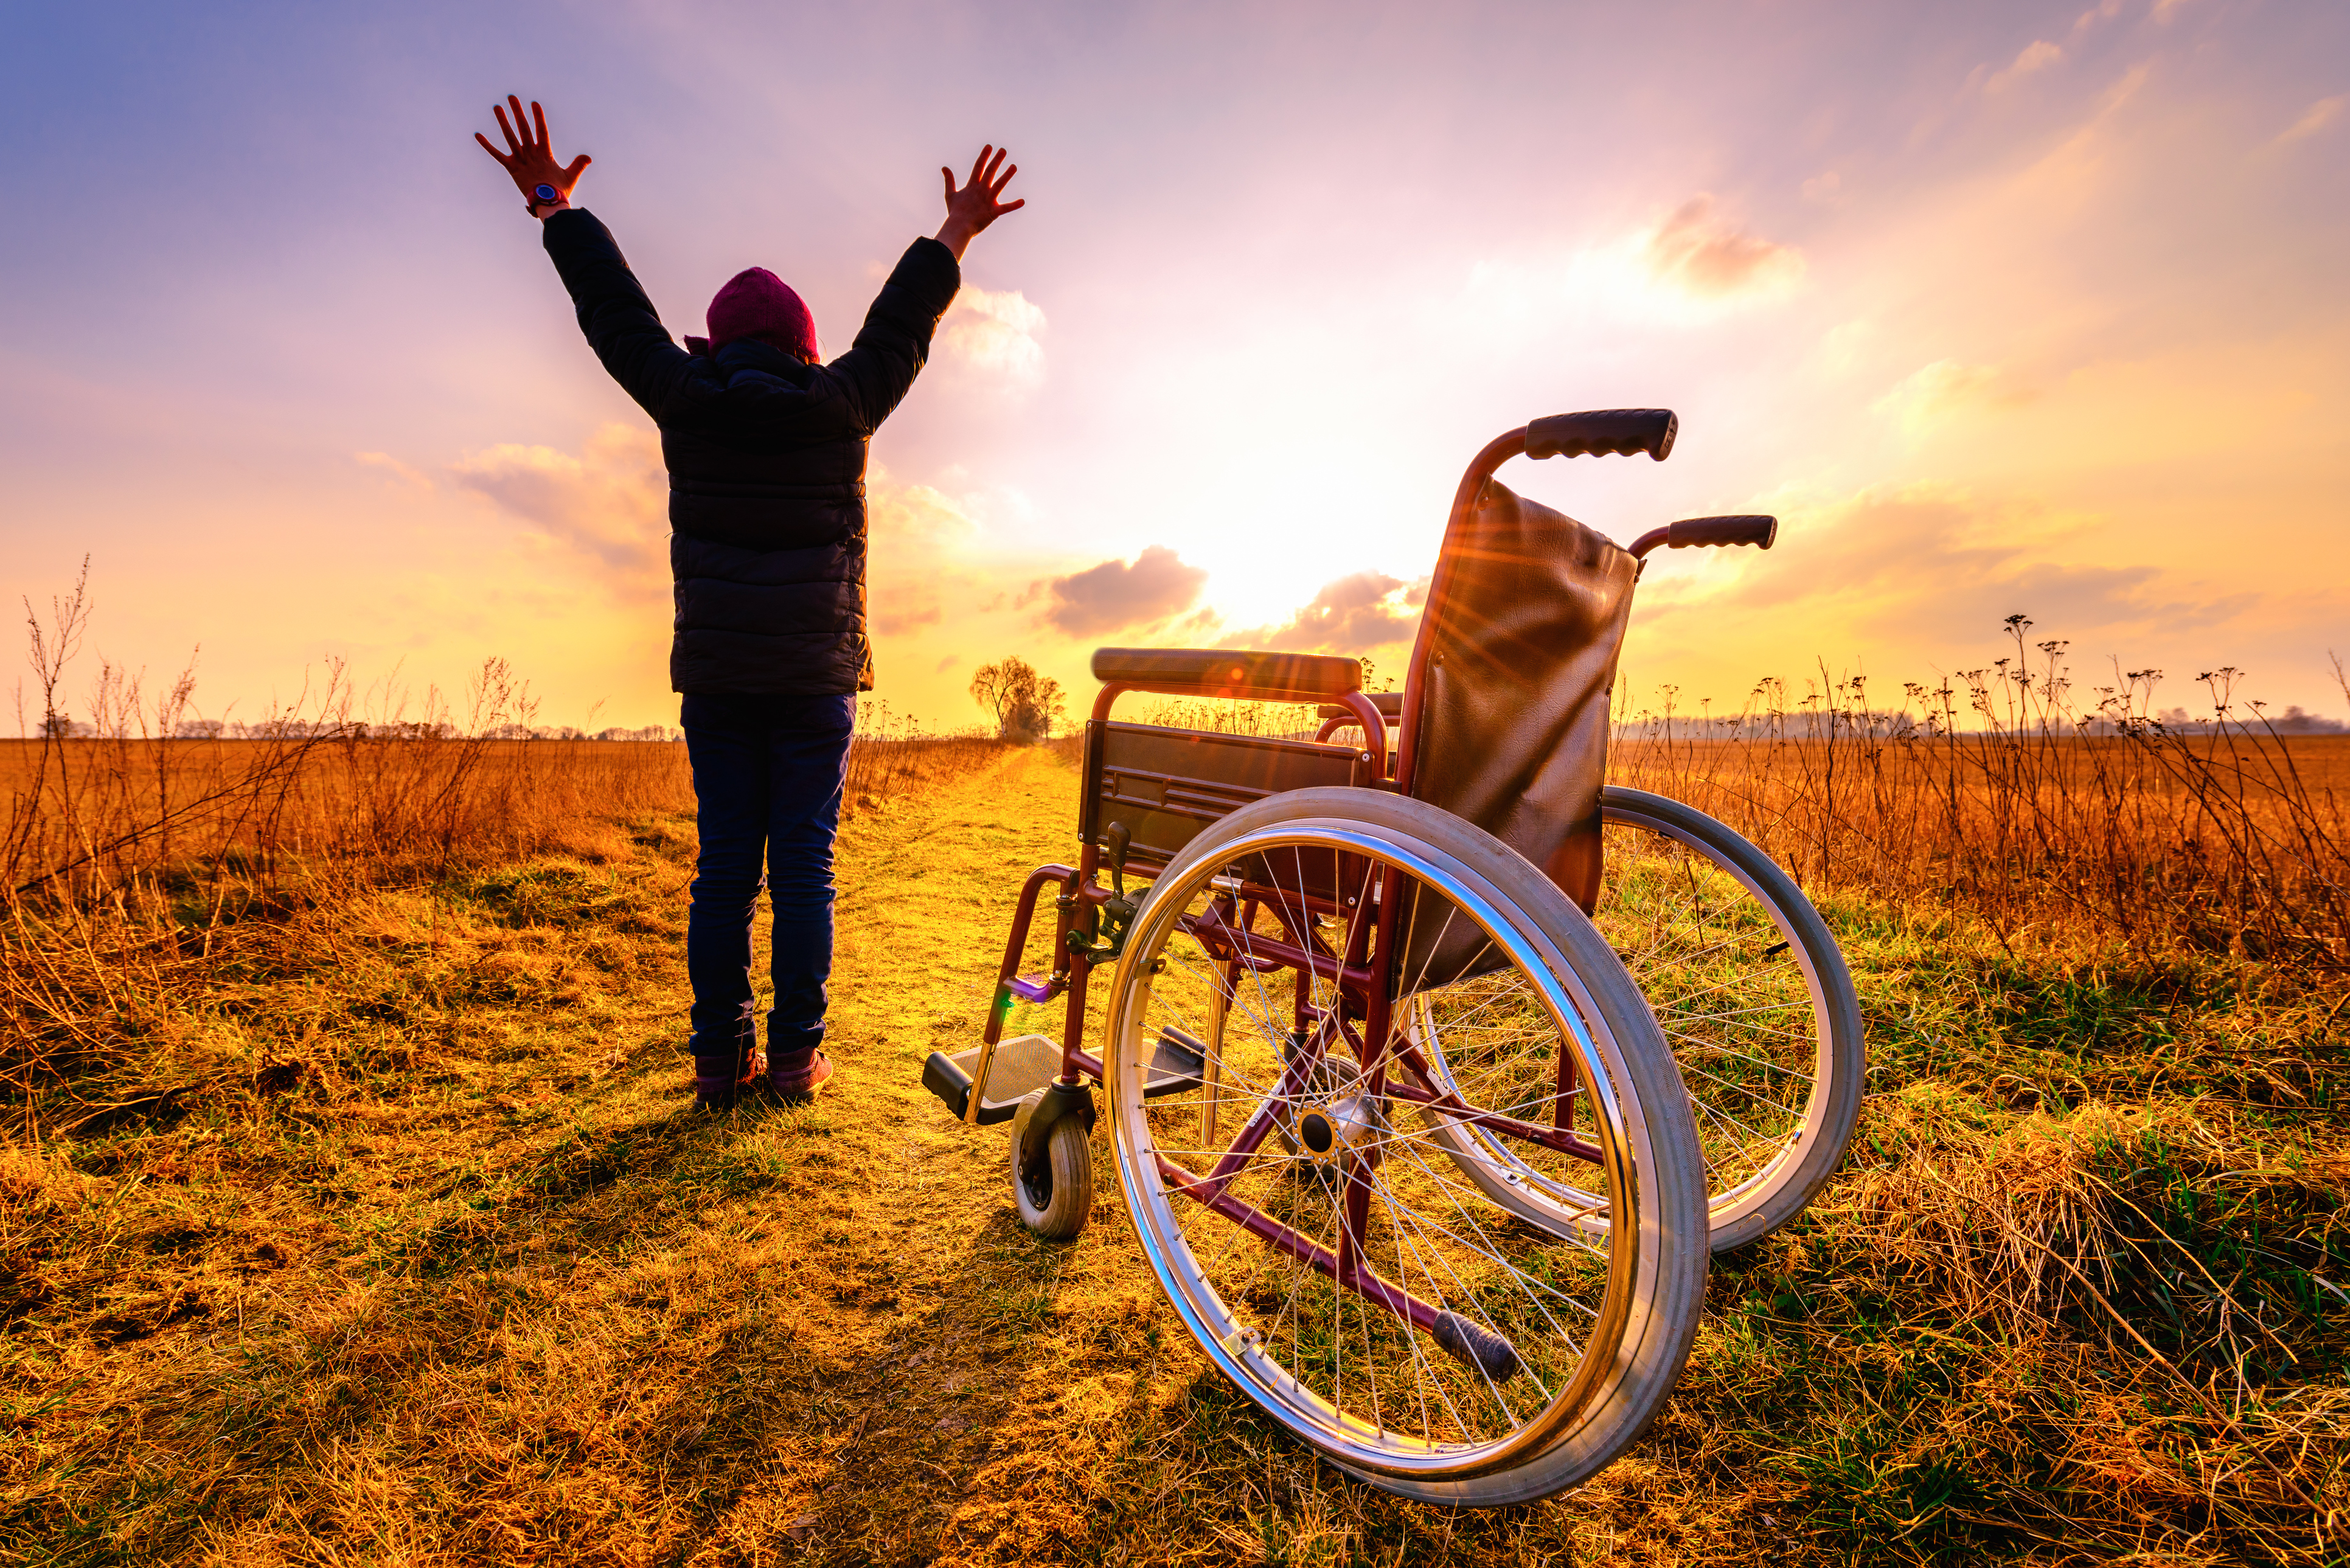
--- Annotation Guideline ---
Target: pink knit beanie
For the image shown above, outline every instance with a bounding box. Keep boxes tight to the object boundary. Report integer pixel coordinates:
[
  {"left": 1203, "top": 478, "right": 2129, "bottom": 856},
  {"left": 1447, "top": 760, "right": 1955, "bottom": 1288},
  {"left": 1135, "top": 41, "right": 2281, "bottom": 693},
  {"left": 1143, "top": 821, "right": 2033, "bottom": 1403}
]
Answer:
[{"left": 703, "top": 267, "right": 821, "bottom": 362}]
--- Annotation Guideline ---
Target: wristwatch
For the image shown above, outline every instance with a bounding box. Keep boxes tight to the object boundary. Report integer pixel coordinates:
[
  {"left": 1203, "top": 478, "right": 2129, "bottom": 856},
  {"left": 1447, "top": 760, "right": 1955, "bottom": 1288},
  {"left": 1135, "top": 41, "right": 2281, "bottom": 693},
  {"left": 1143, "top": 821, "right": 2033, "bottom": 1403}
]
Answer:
[{"left": 527, "top": 182, "right": 562, "bottom": 214}]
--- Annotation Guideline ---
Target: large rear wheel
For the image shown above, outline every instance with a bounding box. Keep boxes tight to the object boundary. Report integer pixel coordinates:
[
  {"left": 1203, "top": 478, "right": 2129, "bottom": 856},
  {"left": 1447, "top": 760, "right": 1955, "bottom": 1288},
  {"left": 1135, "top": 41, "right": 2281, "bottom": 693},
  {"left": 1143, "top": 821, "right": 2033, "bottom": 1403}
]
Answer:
[
  {"left": 1595, "top": 788, "right": 1863, "bottom": 1251},
  {"left": 1103, "top": 788, "right": 1708, "bottom": 1505}
]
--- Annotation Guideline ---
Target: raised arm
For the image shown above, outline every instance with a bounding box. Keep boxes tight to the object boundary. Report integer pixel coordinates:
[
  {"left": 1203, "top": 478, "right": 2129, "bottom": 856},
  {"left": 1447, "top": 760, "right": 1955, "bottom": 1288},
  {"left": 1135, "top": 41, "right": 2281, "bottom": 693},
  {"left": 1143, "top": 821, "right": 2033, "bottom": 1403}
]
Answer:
[
  {"left": 830, "top": 146, "right": 1026, "bottom": 428},
  {"left": 474, "top": 95, "right": 703, "bottom": 418}
]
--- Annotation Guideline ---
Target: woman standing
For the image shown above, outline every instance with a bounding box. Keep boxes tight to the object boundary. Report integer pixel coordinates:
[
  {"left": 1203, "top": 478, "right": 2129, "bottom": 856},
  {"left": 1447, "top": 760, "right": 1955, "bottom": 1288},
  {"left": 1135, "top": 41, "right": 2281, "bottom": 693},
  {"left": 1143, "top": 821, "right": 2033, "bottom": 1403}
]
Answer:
[{"left": 476, "top": 97, "right": 1024, "bottom": 1109}]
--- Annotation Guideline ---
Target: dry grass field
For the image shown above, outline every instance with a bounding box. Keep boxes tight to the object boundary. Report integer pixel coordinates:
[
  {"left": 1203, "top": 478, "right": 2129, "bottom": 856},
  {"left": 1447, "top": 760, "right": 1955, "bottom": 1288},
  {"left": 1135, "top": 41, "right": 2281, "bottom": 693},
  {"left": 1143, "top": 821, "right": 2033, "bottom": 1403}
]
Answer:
[
  {"left": 3, "top": 663, "right": 2347, "bottom": 1561},
  {"left": 1, "top": 724, "right": 993, "bottom": 915},
  {"left": 1609, "top": 727, "right": 2350, "bottom": 972},
  {"left": 2, "top": 747, "right": 2344, "bottom": 1564}
]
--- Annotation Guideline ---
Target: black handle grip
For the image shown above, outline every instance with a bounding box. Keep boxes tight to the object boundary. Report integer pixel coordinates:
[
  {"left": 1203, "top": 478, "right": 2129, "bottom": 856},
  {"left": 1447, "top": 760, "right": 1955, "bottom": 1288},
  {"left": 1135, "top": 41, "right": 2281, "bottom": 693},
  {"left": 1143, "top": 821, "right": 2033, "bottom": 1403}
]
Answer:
[
  {"left": 1524, "top": 408, "right": 1678, "bottom": 462},
  {"left": 1667, "top": 515, "right": 1777, "bottom": 550}
]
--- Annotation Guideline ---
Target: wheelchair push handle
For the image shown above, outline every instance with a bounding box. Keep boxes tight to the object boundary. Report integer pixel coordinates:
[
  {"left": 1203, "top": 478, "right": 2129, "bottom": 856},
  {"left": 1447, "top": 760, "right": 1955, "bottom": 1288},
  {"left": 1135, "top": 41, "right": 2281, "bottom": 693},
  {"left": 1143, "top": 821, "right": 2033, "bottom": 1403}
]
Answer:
[
  {"left": 1628, "top": 514, "right": 1778, "bottom": 560},
  {"left": 1524, "top": 408, "right": 1678, "bottom": 462}
]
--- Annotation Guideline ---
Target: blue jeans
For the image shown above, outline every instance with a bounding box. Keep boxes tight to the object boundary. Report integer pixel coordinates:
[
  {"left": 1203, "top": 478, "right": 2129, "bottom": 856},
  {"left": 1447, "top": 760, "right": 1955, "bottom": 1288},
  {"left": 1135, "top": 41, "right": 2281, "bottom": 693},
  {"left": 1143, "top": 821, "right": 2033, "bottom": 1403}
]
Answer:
[{"left": 681, "top": 692, "right": 856, "bottom": 1081}]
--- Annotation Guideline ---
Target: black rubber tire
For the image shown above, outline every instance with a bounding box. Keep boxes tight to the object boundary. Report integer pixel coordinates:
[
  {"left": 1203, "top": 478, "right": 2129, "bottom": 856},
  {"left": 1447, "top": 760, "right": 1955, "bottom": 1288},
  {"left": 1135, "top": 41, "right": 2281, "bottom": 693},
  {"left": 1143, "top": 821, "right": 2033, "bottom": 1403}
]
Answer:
[
  {"left": 1597, "top": 788, "right": 1865, "bottom": 1252},
  {"left": 1010, "top": 1089, "right": 1094, "bottom": 1240}
]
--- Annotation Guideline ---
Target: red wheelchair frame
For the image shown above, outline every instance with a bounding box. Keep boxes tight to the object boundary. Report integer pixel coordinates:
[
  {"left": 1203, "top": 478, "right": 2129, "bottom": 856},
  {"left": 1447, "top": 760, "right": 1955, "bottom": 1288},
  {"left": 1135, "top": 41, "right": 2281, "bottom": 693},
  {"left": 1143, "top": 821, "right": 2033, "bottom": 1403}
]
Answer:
[
  {"left": 911, "top": 407, "right": 1834, "bottom": 1504},
  {"left": 925, "top": 409, "right": 1769, "bottom": 1137}
]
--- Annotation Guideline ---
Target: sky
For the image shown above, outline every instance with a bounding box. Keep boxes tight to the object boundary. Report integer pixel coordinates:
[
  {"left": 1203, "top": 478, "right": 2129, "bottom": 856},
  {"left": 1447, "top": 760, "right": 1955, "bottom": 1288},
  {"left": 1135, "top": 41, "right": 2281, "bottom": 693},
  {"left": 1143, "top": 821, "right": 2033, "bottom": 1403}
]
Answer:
[{"left": 2, "top": 0, "right": 2345, "bottom": 735}]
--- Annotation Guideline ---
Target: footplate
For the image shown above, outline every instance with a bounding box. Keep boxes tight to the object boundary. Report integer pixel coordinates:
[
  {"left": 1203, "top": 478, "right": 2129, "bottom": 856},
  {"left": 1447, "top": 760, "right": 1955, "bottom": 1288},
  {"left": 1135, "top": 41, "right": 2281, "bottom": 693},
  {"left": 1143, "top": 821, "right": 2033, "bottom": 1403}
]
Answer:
[
  {"left": 923, "top": 1035, "right": 1062, "bottom": 1126},
  {"left": 921, "top": 1027, "right": 1208, "bottom": 1126}
]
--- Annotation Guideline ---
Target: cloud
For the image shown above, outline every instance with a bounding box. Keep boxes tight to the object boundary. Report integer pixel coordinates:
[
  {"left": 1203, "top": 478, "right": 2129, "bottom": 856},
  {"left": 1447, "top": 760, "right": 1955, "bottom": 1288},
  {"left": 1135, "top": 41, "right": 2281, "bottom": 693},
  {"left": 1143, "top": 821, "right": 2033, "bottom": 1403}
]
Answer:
[
  {"left": 868, "top": 468, "right": 984, "bottom": 634},
  {"left": 449, "top": 435, "right": 992, "bottom": 633},
  {"left": 1986, "top": 40, "right": 2063, "bottom": 94},
  {"left": 451, "top": 423, "right": 667, "bottom": 593},
  {"left": 2277, "top": 95, "right": 2345, "bottom": 145},
  {"left": 1641, "top": 482, "right": 2257, "bottom": 654},
  {"left": 869, "top": 470, "right": 979, "bottom": 551},
  {"left": 1873, "top": 359, "right": 2035, "bottom": 432},
  {"left": 2067, "top": 0, "right": 2126, "bottom": 43},
  {"left": 1218, "top": 572, "right": 1421, "bottom": 654},
  {"left": 354, "top": 451, "right": 433, "bottom": 493},
  {"left": 1031, "top": 546, "right": 1206, "bottom": 637},
  {"left": 1644, "top": 196, "right": 1804, "bottom": 298},
  {"left": 937, "top": 286, "right": 1046, "bottom": 383}
]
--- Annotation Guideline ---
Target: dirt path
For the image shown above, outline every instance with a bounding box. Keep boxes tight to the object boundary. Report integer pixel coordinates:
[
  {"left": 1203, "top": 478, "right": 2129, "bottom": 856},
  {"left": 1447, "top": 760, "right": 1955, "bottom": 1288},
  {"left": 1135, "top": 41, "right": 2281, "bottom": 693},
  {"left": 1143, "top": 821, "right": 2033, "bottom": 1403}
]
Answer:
[{"left": 407, "top": 749, "right": 1687, "bottom": 1567}]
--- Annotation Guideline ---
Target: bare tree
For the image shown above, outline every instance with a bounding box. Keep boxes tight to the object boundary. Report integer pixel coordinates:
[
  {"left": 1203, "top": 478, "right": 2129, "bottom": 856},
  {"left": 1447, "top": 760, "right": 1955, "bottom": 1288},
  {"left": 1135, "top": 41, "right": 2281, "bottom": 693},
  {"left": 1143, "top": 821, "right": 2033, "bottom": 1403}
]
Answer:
[{"left": 970, "top": 657, "right": 1066, "bottom": 744}]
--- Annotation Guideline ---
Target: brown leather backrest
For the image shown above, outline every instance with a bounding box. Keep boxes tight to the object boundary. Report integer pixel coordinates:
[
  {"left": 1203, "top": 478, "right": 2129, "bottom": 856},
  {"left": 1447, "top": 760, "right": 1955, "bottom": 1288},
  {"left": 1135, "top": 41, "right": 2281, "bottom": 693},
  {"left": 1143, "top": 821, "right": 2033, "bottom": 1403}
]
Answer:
[{"left": 1409, "top": 477, "right": 1636, "bottom": 913}]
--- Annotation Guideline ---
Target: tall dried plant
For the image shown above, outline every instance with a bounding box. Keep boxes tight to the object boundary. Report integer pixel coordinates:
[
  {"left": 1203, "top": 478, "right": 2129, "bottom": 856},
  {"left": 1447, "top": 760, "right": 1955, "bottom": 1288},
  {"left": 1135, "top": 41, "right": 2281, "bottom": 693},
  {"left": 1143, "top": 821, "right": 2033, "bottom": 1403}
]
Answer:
[{"left": 1612, "top": 616, "right": 2349, "bottom": 976}]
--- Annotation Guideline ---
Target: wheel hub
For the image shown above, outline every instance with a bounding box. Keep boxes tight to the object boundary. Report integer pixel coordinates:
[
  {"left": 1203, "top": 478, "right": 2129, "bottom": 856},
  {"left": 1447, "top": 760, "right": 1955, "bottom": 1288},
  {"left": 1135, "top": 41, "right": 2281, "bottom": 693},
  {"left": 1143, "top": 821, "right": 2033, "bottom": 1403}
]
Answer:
[{"left": 1295, "top": 1095, "right": 1382, "bottom": 1164}]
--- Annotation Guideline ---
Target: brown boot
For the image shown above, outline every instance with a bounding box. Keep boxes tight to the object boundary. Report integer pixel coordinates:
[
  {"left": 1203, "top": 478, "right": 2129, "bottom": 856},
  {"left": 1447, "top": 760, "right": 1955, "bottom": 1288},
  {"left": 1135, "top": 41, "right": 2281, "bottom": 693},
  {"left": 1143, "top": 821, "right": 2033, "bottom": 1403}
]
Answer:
[
  {"left": 766, "top": 1048, "right": 836, "bottom": 1103},
  {"left": 692, "top": 1045, "right": 767, "bottom": 1111}
]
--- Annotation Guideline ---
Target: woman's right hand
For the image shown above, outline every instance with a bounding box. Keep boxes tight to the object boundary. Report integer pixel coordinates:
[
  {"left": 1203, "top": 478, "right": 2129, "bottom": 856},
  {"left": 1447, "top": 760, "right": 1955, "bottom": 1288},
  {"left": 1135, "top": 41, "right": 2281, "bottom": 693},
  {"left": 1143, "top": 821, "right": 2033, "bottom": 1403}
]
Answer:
[
  {"left": 936, "top": 145, "right": 1024, "bottom": 260},
  {"left": 475, "top": 95, "right": 592, "bottom": 216}
]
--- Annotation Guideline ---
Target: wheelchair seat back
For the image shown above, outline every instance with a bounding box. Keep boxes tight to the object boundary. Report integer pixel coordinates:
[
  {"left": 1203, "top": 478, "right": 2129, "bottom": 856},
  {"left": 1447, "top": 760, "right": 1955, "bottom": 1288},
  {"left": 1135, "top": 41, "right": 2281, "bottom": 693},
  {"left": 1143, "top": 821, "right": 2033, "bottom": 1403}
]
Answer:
[
  {"left": 1077, "top": 478, "right": 1633, "bottom": 981},
  {"left": 1405, "top": 477, "right": 1636, "bottom": 914}
]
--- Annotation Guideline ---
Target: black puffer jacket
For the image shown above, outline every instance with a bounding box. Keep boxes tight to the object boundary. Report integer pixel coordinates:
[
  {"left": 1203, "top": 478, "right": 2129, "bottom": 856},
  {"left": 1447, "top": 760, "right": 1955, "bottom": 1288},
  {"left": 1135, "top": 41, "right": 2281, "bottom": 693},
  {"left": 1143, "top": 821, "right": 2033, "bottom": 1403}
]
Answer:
[{"left": 541, "top": 209, "right": 961, "bottom": 693}]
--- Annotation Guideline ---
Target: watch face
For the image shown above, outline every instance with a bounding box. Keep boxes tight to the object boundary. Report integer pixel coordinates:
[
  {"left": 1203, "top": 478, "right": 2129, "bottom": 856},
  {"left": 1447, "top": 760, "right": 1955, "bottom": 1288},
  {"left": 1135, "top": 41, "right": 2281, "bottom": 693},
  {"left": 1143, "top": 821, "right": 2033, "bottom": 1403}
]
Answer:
[{"left": 534, "top": 184, "right": 559, "bottom": 203}]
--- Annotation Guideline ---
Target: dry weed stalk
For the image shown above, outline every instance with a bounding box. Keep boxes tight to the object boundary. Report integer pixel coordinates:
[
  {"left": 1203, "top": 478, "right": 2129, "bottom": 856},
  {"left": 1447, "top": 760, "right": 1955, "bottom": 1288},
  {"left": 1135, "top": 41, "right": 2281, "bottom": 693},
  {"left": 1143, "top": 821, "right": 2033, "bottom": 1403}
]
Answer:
[
  {"left": 1615, "top": 617, "right": 2350, "bottom": 973},
  {"left": 1134, "top": 696, "right": 1326, "bottom": 738},
  {"left": 844, "top": 699, "right": 1005, "bottom": 814}
]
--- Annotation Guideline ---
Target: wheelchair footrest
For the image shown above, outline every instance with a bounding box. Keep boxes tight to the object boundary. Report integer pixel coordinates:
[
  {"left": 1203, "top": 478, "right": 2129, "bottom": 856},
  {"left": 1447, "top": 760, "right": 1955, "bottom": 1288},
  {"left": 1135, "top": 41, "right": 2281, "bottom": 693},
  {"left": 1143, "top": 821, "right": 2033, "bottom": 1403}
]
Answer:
[
  {"left": 922, "top": 1027, "right": 1209, "bottom": 1126},
  {"left": 923, "top": 1035, "right": 1063, "bottom": 1126}
]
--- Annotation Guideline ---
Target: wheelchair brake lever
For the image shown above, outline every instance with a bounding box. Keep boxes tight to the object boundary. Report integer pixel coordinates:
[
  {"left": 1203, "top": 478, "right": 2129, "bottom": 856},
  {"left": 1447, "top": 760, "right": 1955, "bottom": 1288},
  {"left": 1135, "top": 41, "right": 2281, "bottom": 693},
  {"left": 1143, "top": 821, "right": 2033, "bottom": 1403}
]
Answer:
[
  {"left": 1104, "top": 820, "right": 1132, "bottom": 899},
  {"left": 1065, "top": 820, "right": 1139, "bottom": 966}
]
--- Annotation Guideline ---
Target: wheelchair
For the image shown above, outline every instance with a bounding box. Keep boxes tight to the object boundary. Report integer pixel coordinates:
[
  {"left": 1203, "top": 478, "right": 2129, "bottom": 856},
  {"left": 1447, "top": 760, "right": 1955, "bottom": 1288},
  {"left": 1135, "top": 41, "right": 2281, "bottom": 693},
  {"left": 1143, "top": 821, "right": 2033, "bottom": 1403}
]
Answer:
[{"left": 919, "top": 409, "right": 1864, "bottom": 1505}]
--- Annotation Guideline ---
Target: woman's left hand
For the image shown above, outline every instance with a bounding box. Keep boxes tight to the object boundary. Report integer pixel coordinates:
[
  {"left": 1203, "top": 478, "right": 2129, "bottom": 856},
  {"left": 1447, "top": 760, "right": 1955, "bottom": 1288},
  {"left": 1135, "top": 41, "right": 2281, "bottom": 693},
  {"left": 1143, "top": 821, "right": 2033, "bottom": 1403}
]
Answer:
[{"left": 475, "top": 95, "right": 593, "bottom": 215}]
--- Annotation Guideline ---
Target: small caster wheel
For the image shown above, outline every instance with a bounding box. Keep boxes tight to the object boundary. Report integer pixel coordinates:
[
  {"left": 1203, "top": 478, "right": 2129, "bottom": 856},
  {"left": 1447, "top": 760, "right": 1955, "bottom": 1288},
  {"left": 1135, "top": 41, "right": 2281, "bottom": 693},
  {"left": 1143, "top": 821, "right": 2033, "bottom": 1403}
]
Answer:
[{"left": 1011, "top": 1085, "right": 1094, "bottom": 1240}]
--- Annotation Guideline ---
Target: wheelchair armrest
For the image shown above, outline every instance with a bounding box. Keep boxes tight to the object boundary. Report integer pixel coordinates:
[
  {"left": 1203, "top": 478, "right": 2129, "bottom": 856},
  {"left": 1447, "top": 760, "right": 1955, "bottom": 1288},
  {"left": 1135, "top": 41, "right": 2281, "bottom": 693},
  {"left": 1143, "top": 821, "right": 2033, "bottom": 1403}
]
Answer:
[
  {"left": 1091, "top": 647, "right": 1362, "bottom": 698},
  {"left": 1316, "top": 691, "right": 1404, "bottom": 721}
]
